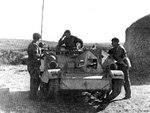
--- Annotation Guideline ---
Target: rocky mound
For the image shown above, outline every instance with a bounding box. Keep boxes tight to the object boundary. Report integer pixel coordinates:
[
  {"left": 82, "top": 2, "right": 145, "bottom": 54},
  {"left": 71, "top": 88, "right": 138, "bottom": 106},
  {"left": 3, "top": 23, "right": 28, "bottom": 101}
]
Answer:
[{"left": 124, "top": 14, "right": 150, "bottom": 76}]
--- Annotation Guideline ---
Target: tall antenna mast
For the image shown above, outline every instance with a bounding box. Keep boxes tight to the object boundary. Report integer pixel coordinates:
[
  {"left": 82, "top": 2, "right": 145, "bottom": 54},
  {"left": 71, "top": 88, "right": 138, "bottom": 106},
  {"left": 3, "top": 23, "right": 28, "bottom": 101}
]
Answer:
[{"left": 41, "top": 0, "right": 45, "bottom": 41}]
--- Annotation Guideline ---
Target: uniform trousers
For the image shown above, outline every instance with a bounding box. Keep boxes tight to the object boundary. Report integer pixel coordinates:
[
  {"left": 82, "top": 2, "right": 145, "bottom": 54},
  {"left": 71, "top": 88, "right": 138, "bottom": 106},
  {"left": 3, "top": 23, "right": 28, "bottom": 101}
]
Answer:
[{"left": 27, "top": 65, "right": 41, "bottom": 100}]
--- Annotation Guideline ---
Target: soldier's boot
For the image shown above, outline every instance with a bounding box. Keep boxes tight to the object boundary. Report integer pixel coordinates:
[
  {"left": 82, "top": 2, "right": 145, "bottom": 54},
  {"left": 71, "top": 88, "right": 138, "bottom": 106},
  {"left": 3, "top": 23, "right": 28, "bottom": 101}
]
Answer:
[
  {"left": 125, "top": 77, "right": 131, "bottom": 98},
  {"left": 123, "top": 84, "right": 131, "bottom": 99}
]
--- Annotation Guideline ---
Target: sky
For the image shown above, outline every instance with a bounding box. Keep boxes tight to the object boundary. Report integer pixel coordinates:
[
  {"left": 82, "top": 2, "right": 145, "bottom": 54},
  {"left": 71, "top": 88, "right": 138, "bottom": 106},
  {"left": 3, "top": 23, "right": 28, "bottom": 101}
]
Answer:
[{"left": 0, "top": 0, "right": 150, "bottom": 43}]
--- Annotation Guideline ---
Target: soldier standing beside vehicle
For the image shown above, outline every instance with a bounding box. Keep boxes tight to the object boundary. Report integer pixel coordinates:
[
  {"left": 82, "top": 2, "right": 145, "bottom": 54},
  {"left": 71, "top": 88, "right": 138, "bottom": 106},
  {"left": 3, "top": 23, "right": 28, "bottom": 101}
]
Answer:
[
  {"left": 27, "top": 33, "right": 44, "bottom": 100},
  {"left": 106, "top": 37, "right": 131, "bottom": 101}
]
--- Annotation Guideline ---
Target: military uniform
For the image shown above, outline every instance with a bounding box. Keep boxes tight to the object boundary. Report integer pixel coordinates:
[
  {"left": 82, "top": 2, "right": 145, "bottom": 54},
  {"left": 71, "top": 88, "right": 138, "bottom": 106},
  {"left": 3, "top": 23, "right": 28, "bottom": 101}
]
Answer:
[
  {"left": 27, "top": 40, "right": 41, "bottom": 100},
  {"left": 58, "top": 35, "right": 83, "bottom": 50},
  {"left": 108, "top": 44, "right": 131, "bottom": 100}
]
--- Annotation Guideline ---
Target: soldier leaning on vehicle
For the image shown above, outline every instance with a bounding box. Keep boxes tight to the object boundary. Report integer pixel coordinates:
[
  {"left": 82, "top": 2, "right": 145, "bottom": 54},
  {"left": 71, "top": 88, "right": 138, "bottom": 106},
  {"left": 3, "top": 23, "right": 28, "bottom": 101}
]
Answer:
[
  {"left": 27, "top": 33, "right": 44, "bottom": 101},
  {"left": 103, "top": 37, "right": 131, "bottom": 102}
]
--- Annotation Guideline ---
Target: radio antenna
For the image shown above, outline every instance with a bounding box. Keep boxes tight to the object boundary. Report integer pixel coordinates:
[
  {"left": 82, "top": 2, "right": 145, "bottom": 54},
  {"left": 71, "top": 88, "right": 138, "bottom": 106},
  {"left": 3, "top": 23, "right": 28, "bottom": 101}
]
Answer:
[{"left": 41, "top": 0, "right": 45, "bottom": 41}]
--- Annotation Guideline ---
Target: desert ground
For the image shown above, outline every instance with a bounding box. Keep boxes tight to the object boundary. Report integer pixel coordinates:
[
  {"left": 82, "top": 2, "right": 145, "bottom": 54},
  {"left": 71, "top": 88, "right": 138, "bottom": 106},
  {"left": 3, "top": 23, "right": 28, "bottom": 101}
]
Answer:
[{"left": 0, "top": 65, "right": 150, "bottom": 113}]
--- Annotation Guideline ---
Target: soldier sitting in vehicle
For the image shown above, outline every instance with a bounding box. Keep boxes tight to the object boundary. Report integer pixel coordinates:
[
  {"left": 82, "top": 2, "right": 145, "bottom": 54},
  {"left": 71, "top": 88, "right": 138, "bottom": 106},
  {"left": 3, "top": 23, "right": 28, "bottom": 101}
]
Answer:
[{"left": 56, "top": 30, "right": 83, "bottom": 53}]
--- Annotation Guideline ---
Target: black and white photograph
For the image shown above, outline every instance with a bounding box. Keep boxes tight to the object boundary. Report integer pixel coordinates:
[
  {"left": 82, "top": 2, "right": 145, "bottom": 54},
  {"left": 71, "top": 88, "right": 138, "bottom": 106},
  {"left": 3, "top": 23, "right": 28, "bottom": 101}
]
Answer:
[{"left": 0, "top": 0, "right": 150, "bottom": 113}]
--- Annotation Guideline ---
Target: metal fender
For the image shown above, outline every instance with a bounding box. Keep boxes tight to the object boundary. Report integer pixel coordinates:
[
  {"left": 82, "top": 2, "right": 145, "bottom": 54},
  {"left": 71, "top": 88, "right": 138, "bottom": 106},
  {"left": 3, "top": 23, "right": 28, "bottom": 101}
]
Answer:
[{"left": 109, "top": 70, "right": 124, "bottom": 79}]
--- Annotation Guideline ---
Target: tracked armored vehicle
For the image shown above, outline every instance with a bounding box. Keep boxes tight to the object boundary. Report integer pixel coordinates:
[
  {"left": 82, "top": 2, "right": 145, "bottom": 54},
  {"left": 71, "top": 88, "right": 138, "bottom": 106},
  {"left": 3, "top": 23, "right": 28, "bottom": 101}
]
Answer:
[{"left": 41, "top": 47, "right": 124, "bottom": 101}]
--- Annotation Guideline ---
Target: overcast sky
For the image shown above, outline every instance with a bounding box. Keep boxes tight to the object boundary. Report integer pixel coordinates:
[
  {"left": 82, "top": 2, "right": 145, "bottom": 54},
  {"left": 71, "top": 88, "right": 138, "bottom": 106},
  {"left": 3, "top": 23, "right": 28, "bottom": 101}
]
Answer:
[{"left": 0, "top": 0, "right": 150, "bottom": 43}]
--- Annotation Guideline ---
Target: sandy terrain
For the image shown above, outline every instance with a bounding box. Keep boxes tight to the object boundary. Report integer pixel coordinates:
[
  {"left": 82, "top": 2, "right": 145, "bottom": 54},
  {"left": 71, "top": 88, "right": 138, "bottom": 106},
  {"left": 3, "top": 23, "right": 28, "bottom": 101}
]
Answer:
[{"left": 0, "top": 65, "right": 150, "bottom": 113}]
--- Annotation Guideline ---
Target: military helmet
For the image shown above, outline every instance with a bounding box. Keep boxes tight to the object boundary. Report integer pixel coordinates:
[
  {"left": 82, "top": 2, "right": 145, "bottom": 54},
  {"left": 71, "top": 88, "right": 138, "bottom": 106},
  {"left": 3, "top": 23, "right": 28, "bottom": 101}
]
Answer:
[
  {"left": 33, "top": 33, "right": 41, "bottom": 40},
  {"left": 64, "top": 30, "right": 70, "bottom": 34},
  {"left": 111, "top": 37, "right": 119, "bottom": 42},
  {"left": 64, "top": 30, "right": 71, "bottom": 36}
]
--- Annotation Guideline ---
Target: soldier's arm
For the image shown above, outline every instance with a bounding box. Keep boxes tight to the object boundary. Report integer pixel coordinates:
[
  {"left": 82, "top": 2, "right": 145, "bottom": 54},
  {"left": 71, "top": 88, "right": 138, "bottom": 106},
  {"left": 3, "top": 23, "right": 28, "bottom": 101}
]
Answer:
[
  {"left": 116, "top": 46, "right": 126, "bottom": 62},
  {"left": 32, "top": 44, "right": 41, "bottom": 59},
  {"left": 108, "top": 48, "right": 113, "bottom": 55},
  {"left": 108, "top": 48, "right": 115, "bottom": 59},
  {"left": 75, "top": 37, "right": 83, "bottom": 48},
  {"left": 58, "top": 34, "right": 66, "bottom": 46}
]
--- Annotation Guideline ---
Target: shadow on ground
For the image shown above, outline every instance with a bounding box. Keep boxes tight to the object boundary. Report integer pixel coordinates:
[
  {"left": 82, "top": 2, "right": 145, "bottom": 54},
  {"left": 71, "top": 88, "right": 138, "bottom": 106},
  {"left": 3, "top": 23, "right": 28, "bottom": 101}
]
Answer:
[
  {"left": 94, "top": 98, "right": 125, "bottom": 112},
  {"left": 0, "top": 90, "right": 95, "bottom": 113}
]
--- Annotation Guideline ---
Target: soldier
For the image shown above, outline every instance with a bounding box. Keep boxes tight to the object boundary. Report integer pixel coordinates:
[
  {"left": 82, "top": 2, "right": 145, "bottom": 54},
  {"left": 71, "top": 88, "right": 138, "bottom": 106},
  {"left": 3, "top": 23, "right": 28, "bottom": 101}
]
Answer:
[
  {"left": 57, "top": 30, "right": 83, "bottom": 51},
  {"left": 104, "top": 37, "right": 131, "bottom": 102},
  {"left": 27, "top": 33, "right": 44, "bottom": 100}
]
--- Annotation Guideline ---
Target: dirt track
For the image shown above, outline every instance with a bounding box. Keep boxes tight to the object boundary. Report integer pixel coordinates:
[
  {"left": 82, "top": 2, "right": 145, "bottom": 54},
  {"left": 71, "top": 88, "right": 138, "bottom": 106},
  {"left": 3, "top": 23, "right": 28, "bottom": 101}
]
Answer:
[{"left": 0, "top": 65, "right": 150, "bottom": 113}]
